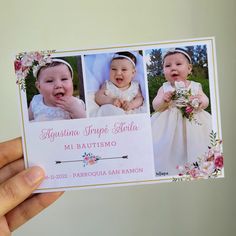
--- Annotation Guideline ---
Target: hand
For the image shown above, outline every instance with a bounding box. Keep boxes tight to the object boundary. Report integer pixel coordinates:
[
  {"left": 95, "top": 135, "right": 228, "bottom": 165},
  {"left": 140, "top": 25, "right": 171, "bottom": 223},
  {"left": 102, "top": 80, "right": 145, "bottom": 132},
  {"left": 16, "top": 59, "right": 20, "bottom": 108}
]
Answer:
[
  {"left": 121, "top": 100, "right": 134, "bottom": 111},
  {"left": 112, "top": 98, "right": 123, "bottom": 108},
  {"left": 190, "top": 95, "right": 203, "bottom": 109},
  {"left": 0, "top": 138, "right": 63, "bottom": 235},
  {"left": 56, "top": 96, "right": 86, "bottom": 118},
  {"left": 163, "top": 91, "right": 174, "bottom": 103}
]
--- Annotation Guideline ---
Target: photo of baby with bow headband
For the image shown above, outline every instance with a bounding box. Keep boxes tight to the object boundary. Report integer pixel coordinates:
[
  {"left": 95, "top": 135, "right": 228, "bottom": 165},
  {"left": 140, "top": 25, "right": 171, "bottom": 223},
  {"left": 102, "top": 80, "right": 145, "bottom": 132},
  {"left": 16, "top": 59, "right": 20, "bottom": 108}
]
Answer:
[{"left": 27, "top": 57, "right": 86, "bottom": 122}]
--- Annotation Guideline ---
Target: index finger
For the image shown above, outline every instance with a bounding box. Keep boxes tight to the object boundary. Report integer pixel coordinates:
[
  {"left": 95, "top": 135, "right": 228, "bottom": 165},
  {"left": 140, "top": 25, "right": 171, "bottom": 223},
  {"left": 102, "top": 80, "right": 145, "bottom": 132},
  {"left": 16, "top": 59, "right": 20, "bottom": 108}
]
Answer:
[{"left": 0, "top": 137, "right": 22, "bottom": 169}]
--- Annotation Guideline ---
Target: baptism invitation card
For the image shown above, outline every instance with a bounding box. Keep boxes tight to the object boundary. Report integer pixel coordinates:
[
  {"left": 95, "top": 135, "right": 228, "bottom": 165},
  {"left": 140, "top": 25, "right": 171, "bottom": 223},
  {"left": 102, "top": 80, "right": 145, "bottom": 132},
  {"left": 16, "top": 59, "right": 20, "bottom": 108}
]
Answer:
[{"left": 14, "top": 37, "right": 224, "bottom": 192}]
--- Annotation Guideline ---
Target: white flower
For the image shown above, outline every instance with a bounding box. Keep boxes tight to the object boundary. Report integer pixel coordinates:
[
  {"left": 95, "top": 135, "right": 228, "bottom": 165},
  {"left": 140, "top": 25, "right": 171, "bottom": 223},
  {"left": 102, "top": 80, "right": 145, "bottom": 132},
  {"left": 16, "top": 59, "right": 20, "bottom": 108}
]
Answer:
[
  {"left": 44, "top": 56, "right": 53, "bottom": 64},
  {"left": 38, "top": 55, "right": 52, "bottom": 66},
  {"left": 212, "top": 144, "right": 221, "bottom": 155},
  {"left": 21, "top": 52, "right": 34, "bottom": 67},
  {"left": 200, "top": 161, "right": 215, "bottom": 176},
  {"left": 191, "top": 98, "right": 199, "bottom": 108}
]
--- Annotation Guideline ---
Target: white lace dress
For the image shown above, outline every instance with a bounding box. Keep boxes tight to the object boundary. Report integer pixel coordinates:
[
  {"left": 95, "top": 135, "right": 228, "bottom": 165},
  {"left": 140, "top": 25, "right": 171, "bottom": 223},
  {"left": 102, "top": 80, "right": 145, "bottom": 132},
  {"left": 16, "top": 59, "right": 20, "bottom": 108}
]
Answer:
[
  {"left": 151, "top": 81, "right": 212, "bottom": 176},
  {"left": 96, "top": 80, "right": 143, "bottom": 116}
]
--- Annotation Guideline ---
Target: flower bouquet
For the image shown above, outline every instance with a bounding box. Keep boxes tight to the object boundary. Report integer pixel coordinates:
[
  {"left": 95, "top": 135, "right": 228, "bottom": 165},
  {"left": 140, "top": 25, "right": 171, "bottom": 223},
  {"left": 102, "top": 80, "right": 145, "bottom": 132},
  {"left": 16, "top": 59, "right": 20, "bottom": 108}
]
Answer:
[{"left": 172, "top": 81, "right": 200, "bottom": 124}]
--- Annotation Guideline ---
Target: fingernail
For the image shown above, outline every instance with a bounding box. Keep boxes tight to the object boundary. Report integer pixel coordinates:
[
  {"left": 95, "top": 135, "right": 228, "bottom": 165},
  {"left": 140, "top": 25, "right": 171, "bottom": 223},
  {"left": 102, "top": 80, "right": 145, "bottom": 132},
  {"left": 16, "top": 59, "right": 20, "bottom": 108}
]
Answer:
[{"left": 24, "top": 166, "right": 45, "bottom": 186}]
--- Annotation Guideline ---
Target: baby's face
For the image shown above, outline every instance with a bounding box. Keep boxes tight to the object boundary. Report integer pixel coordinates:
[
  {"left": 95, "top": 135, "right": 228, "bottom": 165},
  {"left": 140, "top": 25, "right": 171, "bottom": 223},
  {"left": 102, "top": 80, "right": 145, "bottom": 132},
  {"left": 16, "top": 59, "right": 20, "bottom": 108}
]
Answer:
[
  {"left": 109, "top": 59, "right": 136, "bottom": 89},
  {"left": 163, "top": 53, "right": 192, "bottom": 85},
  {"left": 36, "top": 64, "right": 73, "bottom": 106}
]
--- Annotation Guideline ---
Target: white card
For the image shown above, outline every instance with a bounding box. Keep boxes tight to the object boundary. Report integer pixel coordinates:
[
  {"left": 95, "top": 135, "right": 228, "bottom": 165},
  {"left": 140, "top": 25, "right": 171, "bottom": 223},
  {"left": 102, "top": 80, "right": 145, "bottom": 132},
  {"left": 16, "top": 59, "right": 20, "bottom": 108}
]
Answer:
[{"left": 14, "top": 37, "right": 224, "bottom": 192}]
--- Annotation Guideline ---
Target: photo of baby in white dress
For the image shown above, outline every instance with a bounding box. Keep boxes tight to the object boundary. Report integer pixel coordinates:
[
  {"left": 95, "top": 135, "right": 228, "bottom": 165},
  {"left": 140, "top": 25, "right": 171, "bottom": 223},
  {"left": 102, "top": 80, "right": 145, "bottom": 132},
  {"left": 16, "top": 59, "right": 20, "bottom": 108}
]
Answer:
[
  {"left": 84, "top": 51, "right": 148, "bottom": 117},
  {"left": 26, "top": 57, "right": 86, "bottom": 122},
  {"left": 146, "top": 46, "right": 212, "bottom": 176}
]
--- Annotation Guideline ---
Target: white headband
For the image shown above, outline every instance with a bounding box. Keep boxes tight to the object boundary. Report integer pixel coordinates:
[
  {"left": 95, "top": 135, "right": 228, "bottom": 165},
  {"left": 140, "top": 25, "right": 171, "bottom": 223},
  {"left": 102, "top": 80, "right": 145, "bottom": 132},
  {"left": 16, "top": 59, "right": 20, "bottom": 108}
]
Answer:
[
  {"left": 112, "top": 54, "right": 136, "bottom": 68},
  {"left": 34, "top": 58, "right": 74, "bottom": 79},
  {"left": 163, "top": 48, "right": 192, "bottom": 63}
]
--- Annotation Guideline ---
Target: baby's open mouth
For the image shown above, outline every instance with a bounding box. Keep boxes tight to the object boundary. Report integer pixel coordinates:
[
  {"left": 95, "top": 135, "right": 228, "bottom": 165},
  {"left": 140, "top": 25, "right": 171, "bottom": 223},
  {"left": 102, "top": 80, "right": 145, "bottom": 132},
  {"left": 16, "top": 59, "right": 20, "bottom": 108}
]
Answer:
[
  {"left": 54, "top": 92, "right": 64, "bottom": 99},
  {"left": 171, "top": 73, "right": 179, "bottom": 79},
  {"left": 116, "top": 78, "right": 123, "bottom": 84}
]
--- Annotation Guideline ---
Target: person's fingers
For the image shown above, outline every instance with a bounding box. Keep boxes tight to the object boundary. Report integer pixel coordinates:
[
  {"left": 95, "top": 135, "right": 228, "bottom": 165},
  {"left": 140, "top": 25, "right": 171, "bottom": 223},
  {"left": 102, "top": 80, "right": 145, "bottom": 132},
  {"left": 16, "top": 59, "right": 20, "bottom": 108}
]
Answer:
[
  {"left": 0, "top": 166, "right": 44, "bottom": 217},
  {"left": 0, "top": 159, "right": 24, "bottom": 184},
  {"left": 0, "top": 216, "right": 11, "bottom": 235},
  {"left": 0, "top": 137, "right": 22, "bottom": 168},
  {"left": 6, "top": 191, "right": 64, "bottom": 231}
]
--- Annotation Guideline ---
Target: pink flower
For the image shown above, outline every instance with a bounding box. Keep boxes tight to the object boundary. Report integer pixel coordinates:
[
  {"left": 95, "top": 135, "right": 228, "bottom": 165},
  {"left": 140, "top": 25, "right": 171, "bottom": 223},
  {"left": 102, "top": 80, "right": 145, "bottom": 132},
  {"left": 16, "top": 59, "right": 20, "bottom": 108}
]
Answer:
[
  {"left": 14, "top": 60, "right": 22, "bottom": 71},
  {"left": 88, "top": 159, "right": 96, "bottom": 165},
  {"left": 185, "top": 105, "right": 194, "bottom": 114},
  {"left": 189, "top": 168, "right": 199, "bottom": 178},
  {"left": 34, "top": 52, "right": 43, "bottom": 61},
  {"left": 214, "top": 155, "right": 223, "bottom": 169}
]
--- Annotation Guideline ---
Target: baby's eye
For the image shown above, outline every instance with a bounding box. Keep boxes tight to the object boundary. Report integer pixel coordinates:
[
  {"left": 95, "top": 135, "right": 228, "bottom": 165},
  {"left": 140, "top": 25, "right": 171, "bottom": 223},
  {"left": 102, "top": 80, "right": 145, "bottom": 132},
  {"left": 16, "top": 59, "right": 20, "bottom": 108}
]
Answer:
[
  {"left": 165, "top": 64, "right": 170, "bottom": 68},
  {"left": 61, "top": 77, "right": 69, "bottom": 81},
  {"left": 46, "top": 80, "right": 53, "bottom": 83},
  {"left": 122, "top": 68, "right": 128, "bottom": 72},
  {"left": 176, "top": 63, "right": 182, "bottom": 66},
  {"left": 111, "top": 68, "right": 117, "bottom": 71}
]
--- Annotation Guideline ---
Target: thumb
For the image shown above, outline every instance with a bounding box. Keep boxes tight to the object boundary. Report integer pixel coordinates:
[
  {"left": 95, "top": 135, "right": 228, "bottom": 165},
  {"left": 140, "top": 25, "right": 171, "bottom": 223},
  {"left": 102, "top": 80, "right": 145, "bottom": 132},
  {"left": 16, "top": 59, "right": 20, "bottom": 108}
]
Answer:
[{"left": 0, "top": 166, "right": 44, "bottom": 217}]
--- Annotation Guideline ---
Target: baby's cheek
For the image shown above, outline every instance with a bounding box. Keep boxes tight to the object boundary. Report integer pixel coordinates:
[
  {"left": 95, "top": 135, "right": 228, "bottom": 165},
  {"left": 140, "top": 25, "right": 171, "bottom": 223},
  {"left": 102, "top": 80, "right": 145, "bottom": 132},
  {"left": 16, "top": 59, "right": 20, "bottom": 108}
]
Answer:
[
  {"left": 66, "top": 86, "right": 74, "bottom": 96},
  {"left": 68, "top": 91, "right": 74, "bottom": 96}
]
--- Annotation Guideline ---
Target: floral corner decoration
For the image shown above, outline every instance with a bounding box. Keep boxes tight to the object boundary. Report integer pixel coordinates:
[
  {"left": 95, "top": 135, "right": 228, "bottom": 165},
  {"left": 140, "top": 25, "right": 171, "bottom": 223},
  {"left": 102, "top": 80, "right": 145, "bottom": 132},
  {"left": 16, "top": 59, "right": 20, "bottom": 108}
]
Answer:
[
  {"left": 14, "top": 51, "right": 55, "bottom": 91},
  {"left": 176, "top": 131, "right": 224, "bottom": 180}
]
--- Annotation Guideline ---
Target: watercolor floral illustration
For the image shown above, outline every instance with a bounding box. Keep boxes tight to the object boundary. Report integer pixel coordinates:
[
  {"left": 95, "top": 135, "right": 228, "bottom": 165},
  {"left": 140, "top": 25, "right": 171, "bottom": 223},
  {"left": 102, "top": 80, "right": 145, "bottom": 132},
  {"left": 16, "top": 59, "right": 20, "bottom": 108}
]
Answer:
[
  {"left": 176, "top": 131, "right": 223, "bottom": 180},
  {"left": 82, "top": 152, "right": 101, "bottom": 167},
  {"left": 14, "top": 51, "right": 54, "bottom": 91},
  {"left": 55, "top": 153, "right": 128, "bottom": 167}
]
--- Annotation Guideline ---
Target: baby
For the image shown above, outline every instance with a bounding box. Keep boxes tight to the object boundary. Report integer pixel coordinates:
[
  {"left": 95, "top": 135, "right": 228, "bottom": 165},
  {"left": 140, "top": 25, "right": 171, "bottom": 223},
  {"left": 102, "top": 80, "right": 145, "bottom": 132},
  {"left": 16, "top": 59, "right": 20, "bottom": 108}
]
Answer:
[
  {"left": 28, "top": 58, "right": 86, "bottom": 121},
  {"left": 151, "top": 47, "right": 212, "bottom": 176},
  {"left": 94, "top": 52, "right": 144, "bottom": 116}
]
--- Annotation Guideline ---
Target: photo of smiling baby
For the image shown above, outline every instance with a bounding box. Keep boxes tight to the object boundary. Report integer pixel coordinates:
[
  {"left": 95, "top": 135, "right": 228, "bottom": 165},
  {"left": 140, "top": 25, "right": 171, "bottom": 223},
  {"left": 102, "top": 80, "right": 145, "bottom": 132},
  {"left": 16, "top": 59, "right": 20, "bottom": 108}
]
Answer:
[
  {"left": 26, "top": 57, "right": 86, "bottom": 122},
  {"left": 84, "top": 51, "right": 148, "bottom": 117},
  {"left": 146, "top": 46, "right": 212, "bottom": 176}
]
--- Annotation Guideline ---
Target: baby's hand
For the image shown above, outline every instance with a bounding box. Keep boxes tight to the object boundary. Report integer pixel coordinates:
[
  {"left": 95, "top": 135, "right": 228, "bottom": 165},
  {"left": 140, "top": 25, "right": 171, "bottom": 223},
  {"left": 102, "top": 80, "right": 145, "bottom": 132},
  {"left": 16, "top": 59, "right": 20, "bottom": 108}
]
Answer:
[
  {"left": 122, "top": 101, "right": 134, "bottom": 111},
  {"left": 113, "top": 98, "right": 123, "bottom": 108},
  {"left": 55, "top": 96, "right": 86, "bottom": 118},
  {"left": 163, "top": 91, "right": 174, "bottom": 103},
  {"left": 190, "top": 95, "right": 203, "bottom": 109}
]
